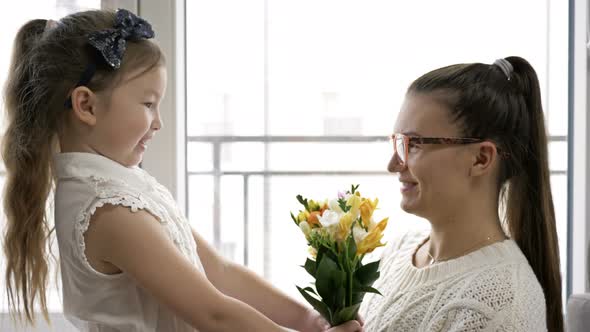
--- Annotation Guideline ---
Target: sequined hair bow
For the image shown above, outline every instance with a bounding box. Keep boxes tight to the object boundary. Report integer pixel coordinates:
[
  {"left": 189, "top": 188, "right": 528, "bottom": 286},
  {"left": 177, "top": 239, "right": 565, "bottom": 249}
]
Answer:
[
  {"left": 88, "top": 8, "right": 155, "bottom": 69},
  {"left": 65, "top": 9, "right": 155, "bottom": 108}
]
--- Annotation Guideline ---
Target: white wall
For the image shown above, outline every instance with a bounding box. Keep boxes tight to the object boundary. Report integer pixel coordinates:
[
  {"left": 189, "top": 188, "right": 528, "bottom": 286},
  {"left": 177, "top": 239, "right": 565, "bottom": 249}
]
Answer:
[
  {"left": 572, "top": 0, "right": 590, "bottom": 295},
  {"left": 139, "top": 0, "right": 187, "bottom": 213}
]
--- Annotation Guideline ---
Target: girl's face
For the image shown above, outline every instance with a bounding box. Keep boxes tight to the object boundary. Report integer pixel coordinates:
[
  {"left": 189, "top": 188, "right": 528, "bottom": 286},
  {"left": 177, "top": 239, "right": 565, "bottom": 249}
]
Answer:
[
  {"left": 91, "top": 65, "right": 167, "bottom": 167},
  {"left": 388, "top": 93, "right": 478, "bottom": 220}
]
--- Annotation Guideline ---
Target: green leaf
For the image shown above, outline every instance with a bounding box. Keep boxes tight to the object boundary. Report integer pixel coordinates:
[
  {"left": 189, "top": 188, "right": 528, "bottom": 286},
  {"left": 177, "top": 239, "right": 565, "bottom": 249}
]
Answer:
[
  {"left": 316, "top": 255, "right": 345, "bottom": 309},
  {"left": 350, "top": 282, "right": 382, "bottom": 304},
  {"left": 296, "top": 195, "right": 310, "bottom": 211},
  {"left": 333, "top": 285, "right": 346, "bottom": 312},
  {"left": 355, "top": 288, "right": 381, "bottom": 303},
  {"left": 355, "top": 260, "right": 380, "bottom": 286},
  {"left": 302, "top": 286, "right": 318, "bottom": 296},
  {"left": 351, "top": 184, "right": 359, "bottom": 194},
  {"left": 316, "top": 245, "right": 327, "bottom": 267},
  {"left": 302, "top": 258, "right": 317, "bottom": 277},
  {"left": 332, "top": 303, "right": 361, "bottom": 326},
  {"left": 351, "top": 291, "right": 364, "bottom": 305},
  {"left": 353, "top": 283, "right": 382, "bottom": 295},
  {"left": 338, "top": 198, "right": 351, "bottom": 213},
  {"left": 296, "top": 286, "right": 332, "bottom": 323},
  {"left": 290, "top": 212, "right": 299, "bottom": 225},
  {"left": 317, "top": 244, "right": 338, "bottom": 269}
]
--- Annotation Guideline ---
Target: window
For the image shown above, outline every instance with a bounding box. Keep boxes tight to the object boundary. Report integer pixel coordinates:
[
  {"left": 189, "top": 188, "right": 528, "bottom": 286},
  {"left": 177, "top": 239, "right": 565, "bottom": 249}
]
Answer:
[{"left": 185, "top": 0, "right": 569, "bottom": 305}]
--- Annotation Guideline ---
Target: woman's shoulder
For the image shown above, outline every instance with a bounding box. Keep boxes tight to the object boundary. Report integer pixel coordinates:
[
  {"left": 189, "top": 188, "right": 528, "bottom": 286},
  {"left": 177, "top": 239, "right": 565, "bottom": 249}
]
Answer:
[
  {"left": 436, "top": 255, "right": 546, "bottom": 330},
  {"left": 449, "top": 244, "right": 546, "bottom": 313}
]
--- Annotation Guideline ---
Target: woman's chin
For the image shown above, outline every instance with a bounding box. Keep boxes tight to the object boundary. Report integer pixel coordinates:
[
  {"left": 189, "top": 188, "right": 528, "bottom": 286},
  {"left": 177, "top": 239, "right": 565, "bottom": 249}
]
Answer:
[
  {"left": 400, "top": 199, "right": 414, "bottom": 213},
  {"left": 400, "top": 197, "right": 422, "bottom": 215}
]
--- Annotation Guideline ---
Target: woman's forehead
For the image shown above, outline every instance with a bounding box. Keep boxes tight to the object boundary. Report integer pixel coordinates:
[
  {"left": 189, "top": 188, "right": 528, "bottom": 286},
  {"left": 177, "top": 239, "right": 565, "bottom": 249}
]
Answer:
[{"left": 394, "top": 94, "right": 458, "bottom": 135}]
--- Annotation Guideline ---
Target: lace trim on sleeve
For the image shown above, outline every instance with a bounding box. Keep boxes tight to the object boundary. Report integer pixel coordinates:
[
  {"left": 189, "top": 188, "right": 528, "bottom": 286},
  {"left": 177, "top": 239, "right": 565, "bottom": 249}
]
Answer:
[{"left": 74, "top": 188, "right": 167, "bottom": 276}]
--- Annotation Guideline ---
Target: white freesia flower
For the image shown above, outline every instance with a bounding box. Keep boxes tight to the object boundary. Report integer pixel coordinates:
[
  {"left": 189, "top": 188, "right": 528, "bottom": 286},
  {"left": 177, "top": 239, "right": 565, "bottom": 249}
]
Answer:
[
  {"left": 318, "top": 210, "right": 340, "bottom": 228},
  {"left": 353, "top": 225, "right": 368, "bottom": 244}
]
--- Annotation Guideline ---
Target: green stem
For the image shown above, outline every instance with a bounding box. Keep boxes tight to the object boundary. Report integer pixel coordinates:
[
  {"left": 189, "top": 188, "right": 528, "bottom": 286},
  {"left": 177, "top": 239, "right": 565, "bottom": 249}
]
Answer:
[
  {"left": 344, "top": 240, "right": 351, "bottom": 308},
  {"left": 347, "top": 270, "right": 353, "bottom": 307}
]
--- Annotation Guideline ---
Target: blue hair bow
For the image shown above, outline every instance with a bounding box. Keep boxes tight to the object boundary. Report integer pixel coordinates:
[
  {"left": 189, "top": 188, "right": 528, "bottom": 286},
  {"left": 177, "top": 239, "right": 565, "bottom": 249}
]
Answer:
[{"left": 88, "top": 8, "right": 155, "bottom": 69}]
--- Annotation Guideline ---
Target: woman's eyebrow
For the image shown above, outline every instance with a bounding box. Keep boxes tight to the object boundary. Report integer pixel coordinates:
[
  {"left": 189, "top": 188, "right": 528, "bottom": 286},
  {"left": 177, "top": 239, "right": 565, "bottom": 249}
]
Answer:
[{"left": 402, "top": 131, "right": 422, "bottom": 137}]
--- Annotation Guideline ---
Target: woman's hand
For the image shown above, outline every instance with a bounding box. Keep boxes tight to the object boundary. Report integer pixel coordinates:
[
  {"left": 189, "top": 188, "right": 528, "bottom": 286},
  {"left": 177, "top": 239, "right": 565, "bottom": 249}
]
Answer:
[
  {"left": 356, "top": 313, "right": 365, "bottom": 326},
  {"left": 298, "top": 309, "right": 364, "bottom": 332},
  {"left": 327, "top": 320, "right": 363, "bottom": 332}
]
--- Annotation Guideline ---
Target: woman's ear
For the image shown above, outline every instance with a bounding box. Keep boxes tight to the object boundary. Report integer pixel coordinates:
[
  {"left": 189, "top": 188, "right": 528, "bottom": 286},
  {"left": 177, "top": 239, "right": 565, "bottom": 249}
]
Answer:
[
  {"left": 70, "top": 86, "right": 98, "bottom": 126},
  {"left": 469, "top": 142, "right": 498, "bottom": 177}
]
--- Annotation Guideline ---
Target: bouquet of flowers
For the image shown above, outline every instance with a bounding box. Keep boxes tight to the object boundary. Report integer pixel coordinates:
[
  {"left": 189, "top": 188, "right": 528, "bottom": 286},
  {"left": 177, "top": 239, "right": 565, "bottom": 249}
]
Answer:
[{"left": 290, "top": 185, "right": 389, "bottom": 326}]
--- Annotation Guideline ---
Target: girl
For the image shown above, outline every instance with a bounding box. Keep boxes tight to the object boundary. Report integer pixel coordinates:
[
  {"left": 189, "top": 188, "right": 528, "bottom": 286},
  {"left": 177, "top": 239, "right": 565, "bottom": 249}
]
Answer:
[
  {"left": 2, "top": 9, "right": 362, "bottom": 332},
  {"left": 359, "top": 57, "right": 563, "bottom": 331}
]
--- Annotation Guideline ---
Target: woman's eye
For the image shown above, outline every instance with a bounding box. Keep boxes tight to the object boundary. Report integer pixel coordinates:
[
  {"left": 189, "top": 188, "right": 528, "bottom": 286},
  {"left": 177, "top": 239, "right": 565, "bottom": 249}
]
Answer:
[
  {"left": 408, "top": 142, "right": 419, "bottom": 152},
  {"left": 144, "top": 102, "right": 153, "bottom": 109}
]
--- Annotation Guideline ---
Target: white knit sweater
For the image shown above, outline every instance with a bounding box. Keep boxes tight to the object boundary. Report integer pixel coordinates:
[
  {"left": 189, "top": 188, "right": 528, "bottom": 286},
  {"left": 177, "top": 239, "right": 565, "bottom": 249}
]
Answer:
[{"left": 359, "top": 229, "right": 547, "bottom": 331}]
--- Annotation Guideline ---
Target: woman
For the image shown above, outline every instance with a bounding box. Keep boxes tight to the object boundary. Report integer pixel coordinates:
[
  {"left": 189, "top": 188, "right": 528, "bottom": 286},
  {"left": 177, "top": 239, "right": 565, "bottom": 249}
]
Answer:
[{"left": 360, "top": 57, "right": 563, "bottom": 331}]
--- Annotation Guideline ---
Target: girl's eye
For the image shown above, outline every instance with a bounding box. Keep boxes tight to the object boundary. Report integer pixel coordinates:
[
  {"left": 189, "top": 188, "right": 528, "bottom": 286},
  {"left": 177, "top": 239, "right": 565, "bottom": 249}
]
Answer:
[
  {"left": 144, "top": 102, "right": 153, "bottom": 109},
  {"left": 408, "top": 142, "right": 419, "bottom": 152}
]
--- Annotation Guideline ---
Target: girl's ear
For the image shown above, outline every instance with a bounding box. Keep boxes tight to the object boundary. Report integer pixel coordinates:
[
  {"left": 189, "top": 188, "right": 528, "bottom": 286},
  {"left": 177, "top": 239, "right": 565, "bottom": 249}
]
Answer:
[{"left": 70, "top": 86, "right": 98, "bottom": 126}]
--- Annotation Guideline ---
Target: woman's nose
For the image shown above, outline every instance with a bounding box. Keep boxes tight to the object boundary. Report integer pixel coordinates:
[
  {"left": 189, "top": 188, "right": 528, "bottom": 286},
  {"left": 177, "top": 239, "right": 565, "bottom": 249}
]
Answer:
[{"left": 387, "top": 153, "right": 406, "bottom": 173}]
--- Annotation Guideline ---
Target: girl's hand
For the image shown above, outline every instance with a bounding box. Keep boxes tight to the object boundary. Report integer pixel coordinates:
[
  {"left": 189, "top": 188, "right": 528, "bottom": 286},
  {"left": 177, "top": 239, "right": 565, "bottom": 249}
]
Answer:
[{"left": 299, "top": 308, "right": 330, "bottom": 332}]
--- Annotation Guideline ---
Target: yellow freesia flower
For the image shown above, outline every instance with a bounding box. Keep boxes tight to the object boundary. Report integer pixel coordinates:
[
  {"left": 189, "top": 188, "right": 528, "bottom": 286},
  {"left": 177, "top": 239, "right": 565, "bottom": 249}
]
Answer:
[
  {"left": 336, "top": 212, "right": 355, "bottom": 242},
  {"left": 347, "top": 192, "right": 362, "bottom": 216},
  {"left": 297, "top": 210, "right": 310, "bottom": 224},
  {"left": 309, "top": 199, "right": 321, "bottom": 211},
  {"left": 359, "top": 198, "right": 379, "bottom": 229},
  {"left": 356, "top": 217, "right": 388, "bottom": 255}
]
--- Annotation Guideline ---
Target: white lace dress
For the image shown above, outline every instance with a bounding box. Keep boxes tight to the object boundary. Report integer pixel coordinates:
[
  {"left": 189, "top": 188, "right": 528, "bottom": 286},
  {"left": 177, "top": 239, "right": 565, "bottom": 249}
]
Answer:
[
  {"left": 53, "top": 152, "right": 204, "bottom": 332},
  {"left": 359, "top": 229, "right": 547, "bottom": 332}
]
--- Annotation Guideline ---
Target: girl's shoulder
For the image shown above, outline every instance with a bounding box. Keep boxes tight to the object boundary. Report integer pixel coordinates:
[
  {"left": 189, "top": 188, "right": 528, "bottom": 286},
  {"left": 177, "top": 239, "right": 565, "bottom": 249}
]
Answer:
[
  {"left": 54, "top": 152, "right": 157, "bottom": 196},
  {"left": 54, "top": 152, "right": 172, "bottom": 229}
]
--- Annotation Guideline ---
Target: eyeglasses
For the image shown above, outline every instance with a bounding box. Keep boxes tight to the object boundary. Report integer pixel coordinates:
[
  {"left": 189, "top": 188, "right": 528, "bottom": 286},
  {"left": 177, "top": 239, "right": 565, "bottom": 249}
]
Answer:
[{"left": 390, "top": 133, "right": 485, "bottom": 166}]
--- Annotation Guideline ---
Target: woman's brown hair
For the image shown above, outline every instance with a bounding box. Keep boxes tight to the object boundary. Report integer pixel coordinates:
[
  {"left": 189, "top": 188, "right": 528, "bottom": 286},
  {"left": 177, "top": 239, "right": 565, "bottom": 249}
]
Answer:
[{"left": 408, "top": 56, "right": 563, "bottom": 331}]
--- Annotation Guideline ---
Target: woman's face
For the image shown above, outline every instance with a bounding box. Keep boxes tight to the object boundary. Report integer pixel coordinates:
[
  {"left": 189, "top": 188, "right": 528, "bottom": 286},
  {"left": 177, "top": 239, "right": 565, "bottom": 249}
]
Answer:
[{"left": 388, "top": 92, "right": 477, "bottom": 220}]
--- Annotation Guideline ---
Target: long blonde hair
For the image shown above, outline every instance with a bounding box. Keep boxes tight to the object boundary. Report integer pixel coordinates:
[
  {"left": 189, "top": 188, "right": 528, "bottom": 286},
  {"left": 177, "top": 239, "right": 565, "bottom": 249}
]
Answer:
[{"left": 2, "top": 10, "right": 163, "bottom": 324}]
